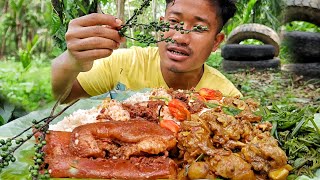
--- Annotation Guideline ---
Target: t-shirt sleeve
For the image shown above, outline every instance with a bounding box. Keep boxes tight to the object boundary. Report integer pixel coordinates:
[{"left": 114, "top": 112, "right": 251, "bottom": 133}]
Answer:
[{"left": 77, "top": 48, "right": 136, "bottom": 96}]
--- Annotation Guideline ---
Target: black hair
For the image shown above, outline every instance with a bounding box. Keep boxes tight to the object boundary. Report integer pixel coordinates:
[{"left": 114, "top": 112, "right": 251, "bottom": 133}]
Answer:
[{"left": 165, "top": 0, "right": 237, "bottom": 28}]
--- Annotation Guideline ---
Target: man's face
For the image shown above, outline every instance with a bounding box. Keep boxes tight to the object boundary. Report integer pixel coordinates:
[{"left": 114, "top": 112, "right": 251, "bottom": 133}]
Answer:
[{"left": 158, "top": 0, "right": 224, "bottom": 74}]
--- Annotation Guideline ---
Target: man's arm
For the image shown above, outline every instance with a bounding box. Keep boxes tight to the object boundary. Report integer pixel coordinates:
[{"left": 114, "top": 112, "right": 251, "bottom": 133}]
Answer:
[
  {"left": 51, "top": 51, "right": 89, "bottom": 103},
  {"left": 51, "top": 13, "right": 125, "bottom": 103}
]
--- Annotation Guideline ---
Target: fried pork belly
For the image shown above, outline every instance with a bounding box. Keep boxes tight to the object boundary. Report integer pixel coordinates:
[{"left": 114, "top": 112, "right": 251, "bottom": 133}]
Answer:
[
  {"left": 44, "top": 131, "right": 177, "bottom": 179},
  {"left": 70, "top": 120, "right": 177, "bottom": 159},
  {"left": 48, "top": 156, "right": 177, "bottom": 179}
]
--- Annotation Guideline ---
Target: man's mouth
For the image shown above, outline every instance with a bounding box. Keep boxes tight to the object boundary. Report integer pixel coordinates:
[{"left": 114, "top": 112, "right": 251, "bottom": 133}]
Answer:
[
  {"left": 168, "top": 49, "right": 189, "bottom": 56},
  {"left": 166, "top": 46, "right": 191, "bottom": 60}
]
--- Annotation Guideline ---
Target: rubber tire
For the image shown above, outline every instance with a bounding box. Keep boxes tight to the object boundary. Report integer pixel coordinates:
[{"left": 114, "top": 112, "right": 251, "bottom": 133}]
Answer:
[
  {"left": 282, "top": 31, "right": 320, "bottom": 63},
  {"left": 222, "top": 58, "right": 281, "bottom": 72},
  {"left": 221, "top": 44, "right": 276, "bottom": 61},
  {"left": 284, "top": 0, "right": 320, "bottom": 26},
  {"left": 282, "top": 63, "right": 320, "bottom": 77},
  {"left": 226, "top": 23, "right": 281, "bottom": 56}
]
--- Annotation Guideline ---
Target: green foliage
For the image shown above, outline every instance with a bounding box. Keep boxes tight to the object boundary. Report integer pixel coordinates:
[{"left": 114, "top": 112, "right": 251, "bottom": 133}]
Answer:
[
  {"left": 0, "top": 102, "right": 15, "bottom": 126},
  {"left": 0, "top": 0, "right": 53, "bottom": 57},
  {"left": 0, "top": 57, "right": 54, "bottom": 112},
  {"left": 240, "top": 39, "right": 264, "bottom": 45},
  {"left": 284, "top": 21, "right": 320, "bottom": 33},
  {"left": 224, "top": 0, "right": 284, "bottom": 35},
  {"left": 51, "top": 0, "right": 111, "bottom": 50},
  {"left": 19, "top": 35, "right": 43, "bottom": 69},
  {"left": 206, "top": 52, "right": 223, "bottom": 69}
]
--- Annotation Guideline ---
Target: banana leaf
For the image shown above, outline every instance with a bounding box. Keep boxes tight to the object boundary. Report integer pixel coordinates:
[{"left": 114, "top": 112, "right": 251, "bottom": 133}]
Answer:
[{"left": 0, "top": 97, "right": 104, "bottom": 180}]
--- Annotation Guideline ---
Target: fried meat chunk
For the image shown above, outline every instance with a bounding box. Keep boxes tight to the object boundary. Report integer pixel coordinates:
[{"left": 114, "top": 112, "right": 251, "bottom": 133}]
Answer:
[
  {"left": 241, "top": 133, "right": 288, "bottom": 173},
  {"left": 70, "top": 120, "right": 177, "bottom": 159},
  {"left": 44, "top": 131, "right": 177, "bottom": 179},
  {"left": 209, "top": 153, "right": 255, "bottom": 180}
]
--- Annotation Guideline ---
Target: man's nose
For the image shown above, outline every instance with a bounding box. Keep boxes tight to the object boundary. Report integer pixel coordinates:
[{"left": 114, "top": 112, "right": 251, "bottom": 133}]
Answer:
[{"left": 171, "top": 29, "right": 191, "bottom": 45}]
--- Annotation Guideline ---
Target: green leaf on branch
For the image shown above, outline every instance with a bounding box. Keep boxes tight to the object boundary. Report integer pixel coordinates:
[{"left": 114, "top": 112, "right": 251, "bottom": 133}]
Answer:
[{"left": 51, "top": 12, "right": 61, "bottom": 35}]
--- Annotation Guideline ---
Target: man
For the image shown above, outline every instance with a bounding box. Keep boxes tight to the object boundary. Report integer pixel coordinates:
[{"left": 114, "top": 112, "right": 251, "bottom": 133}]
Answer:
[{"left": 52, "top": 0, "right": 241, "bottom": 103}]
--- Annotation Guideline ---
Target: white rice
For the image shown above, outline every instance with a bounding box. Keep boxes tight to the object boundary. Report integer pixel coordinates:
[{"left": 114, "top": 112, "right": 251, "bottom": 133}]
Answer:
[
  {"left": 49, "top": 88, "right": 175, "bottom": 132},
  {"left": 123, "top": 92, "right": 151, "bottom": 104},
  {"left": 49, "top": 108, "right": 100, "bottom": 132},
  {"left": 101, "top": 100, "right": 130, "bottom": 121}
]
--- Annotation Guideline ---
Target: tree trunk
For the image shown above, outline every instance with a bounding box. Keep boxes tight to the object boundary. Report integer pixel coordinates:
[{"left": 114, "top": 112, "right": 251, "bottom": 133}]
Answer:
[
  {"left": 117, "top": 0, "right": 127, "bottom": 48},
  {"left": 126, "top": 0, "right": 134, "bottom": 45},
  {"left": 152, "top": 0, "right": 158, "bottom": 41},
  {"left": 1, "top": 0, "right": 8, "bottom": 14},
  {"left": 0, "top": 0, "right": 9, "bottom": 58}
]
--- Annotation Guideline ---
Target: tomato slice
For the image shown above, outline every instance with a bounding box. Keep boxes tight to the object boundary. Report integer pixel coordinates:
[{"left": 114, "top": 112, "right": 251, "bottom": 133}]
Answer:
[
  {"left": 160, "top": 120, "right": 180, "bottom": 133},
  {"left": 199, "top": 88, "right": 223, "bottom": 101},
  {"left": 168, "top": 99, "right": 191, "bottom": 121},
  {"left": 193, "top": 93, "right": 207, "bottom": 102}
]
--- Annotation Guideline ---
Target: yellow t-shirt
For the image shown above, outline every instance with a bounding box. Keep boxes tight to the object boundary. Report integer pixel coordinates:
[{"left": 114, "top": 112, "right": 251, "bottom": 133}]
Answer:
[{"left": 77, "top": 46, "right": 242, "bottom": 97}]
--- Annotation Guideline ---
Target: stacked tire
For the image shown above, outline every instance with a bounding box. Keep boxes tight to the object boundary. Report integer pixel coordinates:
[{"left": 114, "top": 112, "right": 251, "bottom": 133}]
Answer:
[
  {"left": 222, "top": 23, "right": 281, "bottom": 72},
  {"left": 281, "top": 0, "right": 320, "bottom": 77}
]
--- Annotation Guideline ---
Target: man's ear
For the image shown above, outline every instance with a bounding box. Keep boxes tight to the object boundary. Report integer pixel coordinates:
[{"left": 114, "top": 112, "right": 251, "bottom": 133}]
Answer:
[
  {"left": 160, "top": 16, "right": 164, "bottom": 21},
  {"left": 211, "top": 33, "right": 225, "bottom": 52}
]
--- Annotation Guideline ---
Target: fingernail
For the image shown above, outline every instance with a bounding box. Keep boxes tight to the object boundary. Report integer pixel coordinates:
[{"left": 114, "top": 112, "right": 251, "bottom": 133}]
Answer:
[{"left": 115, "top": 18, "right": 122, "bottom": 26}]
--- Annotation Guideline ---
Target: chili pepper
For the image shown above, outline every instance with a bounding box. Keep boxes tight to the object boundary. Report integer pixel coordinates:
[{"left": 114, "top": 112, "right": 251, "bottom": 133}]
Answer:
[
  {"left": 199, "top": 88, "right": 223, "bottom": 101},
  {"left": 160, "top": 120, "right": 180, "bottom": 133},
  {"left": 168, "top": 99, "right": 191, "bottom": 121}
]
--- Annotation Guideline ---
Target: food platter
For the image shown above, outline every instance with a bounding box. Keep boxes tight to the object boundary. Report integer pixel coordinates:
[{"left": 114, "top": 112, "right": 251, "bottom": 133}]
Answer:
[
  {"left": 0, "top": 98, "right": 103, "bottom": 180},
  {"left": 0, "top": 89, "right": 319, "bottom": 180}
]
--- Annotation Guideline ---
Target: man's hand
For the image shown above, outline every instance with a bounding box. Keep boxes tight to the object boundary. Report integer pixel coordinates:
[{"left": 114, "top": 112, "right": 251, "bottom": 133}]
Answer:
[
  {"left": 65, "top": 13, "right": 125, "bottom": 72},
  {"left": 52, "top": 13, "right": 125, "bottom": 102}
]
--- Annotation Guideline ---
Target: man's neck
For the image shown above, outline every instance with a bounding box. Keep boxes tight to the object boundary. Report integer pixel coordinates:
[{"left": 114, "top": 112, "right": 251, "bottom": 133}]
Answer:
[{"left": 161, "top": 66, "right": 204, "bottom": 90}]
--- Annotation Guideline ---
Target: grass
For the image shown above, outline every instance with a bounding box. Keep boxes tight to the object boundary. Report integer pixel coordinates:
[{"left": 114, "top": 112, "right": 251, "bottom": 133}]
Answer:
[
  {"left": 206, "top": 51, "right": 319, "bottom": 108},
  {"left": 226, "top": 70, "right": 320, "bottom": 108}
]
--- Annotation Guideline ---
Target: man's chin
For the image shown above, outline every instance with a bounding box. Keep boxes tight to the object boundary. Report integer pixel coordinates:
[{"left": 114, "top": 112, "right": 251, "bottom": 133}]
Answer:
[
  {"left": 168, "top": 66, "right": 187, "bottom": 73},
  {"left": 161, "top": 58, "right": 190, "bottom": 73}
]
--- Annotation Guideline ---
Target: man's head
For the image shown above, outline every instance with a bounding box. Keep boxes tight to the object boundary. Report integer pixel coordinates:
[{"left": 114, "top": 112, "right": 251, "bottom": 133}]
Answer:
[
  {"left": 165, "top": 0, "right": 236, "bottom": 32},
  {"left": 158, "top": 0, "right": 236, "bottom": 76}
]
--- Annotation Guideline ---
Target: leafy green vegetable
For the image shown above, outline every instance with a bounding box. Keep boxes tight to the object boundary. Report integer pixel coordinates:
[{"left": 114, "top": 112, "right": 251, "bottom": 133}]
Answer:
[
  {"left": 222, "top": 106, "right": 242, "bottom": 116},
  {"left": 263, "top": 105, "right": 320, "bottom": 178}
]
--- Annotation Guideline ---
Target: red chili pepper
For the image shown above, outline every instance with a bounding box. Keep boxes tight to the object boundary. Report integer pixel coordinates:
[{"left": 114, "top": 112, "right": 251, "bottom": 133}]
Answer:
[
  {"left": 199, "top": 88, "right": 223, "bottom": 101},
  {"left": 160, "top": 120, "right": 180, "bottom": 133},
  {"left": 168, "top": 99, "right": 191, "bottom": 121}
]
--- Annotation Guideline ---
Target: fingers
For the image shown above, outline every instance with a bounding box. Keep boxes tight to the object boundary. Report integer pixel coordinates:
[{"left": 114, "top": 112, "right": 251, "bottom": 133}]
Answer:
[
  {"left": 64, "top": 13, "right": 126, "bottom": 71},
  {"left": 67, "top": 37, "right": 119, "bottom": 51},
  {"left": 72, "top": 49, "right": 114, "bottom": 62},
  {"left": 66, "top": 26, "right": 125, "bottom": 43},
  {"left": 69, "top": 13, "right": 123, "bottom": 28}
]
